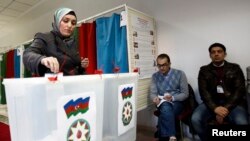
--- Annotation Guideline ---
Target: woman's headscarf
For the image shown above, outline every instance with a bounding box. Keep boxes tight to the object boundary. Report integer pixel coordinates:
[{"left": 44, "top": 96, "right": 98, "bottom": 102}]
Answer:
[{"left": 52, "top": 7, "right": 77, "bottom": 38}]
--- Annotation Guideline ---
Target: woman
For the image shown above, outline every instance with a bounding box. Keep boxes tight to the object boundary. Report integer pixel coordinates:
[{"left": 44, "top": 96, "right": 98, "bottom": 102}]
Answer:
[{"left": 23, "top": 7, "right": 89, "bottom": 76}]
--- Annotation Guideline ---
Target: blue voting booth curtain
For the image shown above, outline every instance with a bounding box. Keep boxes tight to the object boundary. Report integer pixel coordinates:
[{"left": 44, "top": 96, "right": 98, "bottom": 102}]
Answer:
[
  {"left": 115, "top": 21, "right": 128, "bottom": 73},
  {"left": 14, "top": 49, "right": 20, "bottom": 78},
  {"left": 96, "top": 13, "right": 128, "bottom": 73}
]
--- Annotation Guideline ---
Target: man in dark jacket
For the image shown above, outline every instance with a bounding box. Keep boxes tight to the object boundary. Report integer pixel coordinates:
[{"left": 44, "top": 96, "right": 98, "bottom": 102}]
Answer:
[{"left": 191, "top": 43, "right": 249, "bottom": 141}]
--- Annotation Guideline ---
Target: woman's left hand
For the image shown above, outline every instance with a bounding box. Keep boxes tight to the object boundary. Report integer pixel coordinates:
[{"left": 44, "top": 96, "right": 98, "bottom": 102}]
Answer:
[{"left": 81, "top": 58, "right": 89, "bottom": 68}]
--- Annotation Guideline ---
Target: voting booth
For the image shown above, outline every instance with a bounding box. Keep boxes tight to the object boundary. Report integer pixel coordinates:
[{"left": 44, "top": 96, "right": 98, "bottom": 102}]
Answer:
[
  {"left": 3, "top": 73, "right": 138, "bottom": 141},
  {"left": 102, "top": 73, "right": 138, "bottom": 141}
]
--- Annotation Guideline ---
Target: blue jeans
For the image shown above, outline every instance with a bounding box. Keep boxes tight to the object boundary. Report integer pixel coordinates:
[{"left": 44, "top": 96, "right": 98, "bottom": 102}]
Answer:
[
  {"left": 191, "top": 103, "right": 249, "bottom": 141},
  {"left": 157, "top": 101, "right": 184, "bottom": 137}
]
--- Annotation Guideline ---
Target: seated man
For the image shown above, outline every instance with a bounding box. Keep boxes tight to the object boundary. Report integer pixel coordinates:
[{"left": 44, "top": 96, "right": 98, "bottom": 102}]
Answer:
[
  {"left": 150, "top": 53, "right": 189, "bottom": 141},
  {"left": 191, "top": 43, "right": 249, "bottom": 141}
]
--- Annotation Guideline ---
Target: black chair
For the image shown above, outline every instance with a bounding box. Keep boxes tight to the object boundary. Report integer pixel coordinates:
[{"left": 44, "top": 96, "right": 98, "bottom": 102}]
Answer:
[{"left": 154, "top": 84, "right": 198, "bottom": 141}]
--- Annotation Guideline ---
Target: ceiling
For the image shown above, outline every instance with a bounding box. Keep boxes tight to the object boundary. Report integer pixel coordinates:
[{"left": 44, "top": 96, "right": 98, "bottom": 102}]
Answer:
[{"left": 0, "top": 0, "right": 41, "bottom": 31}]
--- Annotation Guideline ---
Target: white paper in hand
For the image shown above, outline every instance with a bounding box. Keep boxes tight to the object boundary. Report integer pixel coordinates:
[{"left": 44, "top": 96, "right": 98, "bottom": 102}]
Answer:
[{"left": 157, "top": 95, "right": 173, "bottom": 107}]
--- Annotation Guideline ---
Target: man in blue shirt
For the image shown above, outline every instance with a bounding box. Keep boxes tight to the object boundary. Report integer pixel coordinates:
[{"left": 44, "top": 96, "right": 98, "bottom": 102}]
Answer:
[{"left": 150, "top": 53, "right": 189, "bottom": 141}]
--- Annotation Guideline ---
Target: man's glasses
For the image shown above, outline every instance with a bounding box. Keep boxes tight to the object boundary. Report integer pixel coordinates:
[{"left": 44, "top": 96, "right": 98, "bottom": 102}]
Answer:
[{"left": 157, "top": 63, "right": 169, "bottom": 68}]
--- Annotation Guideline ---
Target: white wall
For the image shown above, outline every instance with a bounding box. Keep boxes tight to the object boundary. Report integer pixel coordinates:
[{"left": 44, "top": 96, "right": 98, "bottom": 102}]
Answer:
[
  {"left": 133, "top": 0, "right": 250, "bottom": 127},
  {"left": 151, "top": 0, "right": 250, "bottom": 103}
]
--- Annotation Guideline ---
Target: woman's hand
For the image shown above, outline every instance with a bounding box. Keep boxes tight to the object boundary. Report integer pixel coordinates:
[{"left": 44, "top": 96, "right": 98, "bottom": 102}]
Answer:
[
  {"left": 41, "top": 57, "right": 59, "bottom": 73},
  {"left": 81, "top": 58, "right": 89, "bottom": 68}
]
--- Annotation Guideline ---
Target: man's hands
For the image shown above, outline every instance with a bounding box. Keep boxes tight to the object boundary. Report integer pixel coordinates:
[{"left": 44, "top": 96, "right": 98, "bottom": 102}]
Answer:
[
  {"left": 153, "top": 93, "right": 173, "bottom": 106},
  {"left": 214, "top": 106, "right": 229, "bottom": 124},
  {"left": 163, "top": 93, "right": 173, "bottom": 102},
  {"left": 153, "top": 97, "right": 160, "bottom": 105}
]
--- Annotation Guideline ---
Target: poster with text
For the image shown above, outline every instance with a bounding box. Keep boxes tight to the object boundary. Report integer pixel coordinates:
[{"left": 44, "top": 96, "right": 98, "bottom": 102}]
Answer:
[{"left": 128, "top": 10, "right": 157, "bottom": 79}]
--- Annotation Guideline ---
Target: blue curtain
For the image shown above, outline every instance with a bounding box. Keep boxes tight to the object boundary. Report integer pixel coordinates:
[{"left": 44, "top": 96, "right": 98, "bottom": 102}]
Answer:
[
  {"left": 115, "top": 20, "right": 128, "bottom": 73},
  {"left": 14, "top": 49, "right": 20, "bottom": 78},
  {"left": 96, "top": 13, "right": 128, "bottom": 73}
]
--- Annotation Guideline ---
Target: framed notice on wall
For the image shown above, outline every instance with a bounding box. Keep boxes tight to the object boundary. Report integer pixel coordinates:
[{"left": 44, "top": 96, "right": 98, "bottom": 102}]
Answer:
[{"left": 126, "top": 7, "right": 157, "bottom": 79}]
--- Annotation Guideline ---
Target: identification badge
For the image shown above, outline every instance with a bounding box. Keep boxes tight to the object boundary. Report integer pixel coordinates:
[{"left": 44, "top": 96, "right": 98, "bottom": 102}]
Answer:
[{"left": 217, "top": 85, "right": 224, "bottom": 93}]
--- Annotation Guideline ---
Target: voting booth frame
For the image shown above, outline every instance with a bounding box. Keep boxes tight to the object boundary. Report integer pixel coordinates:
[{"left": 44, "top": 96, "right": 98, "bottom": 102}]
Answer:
[{"left": 3, "top": 73, "right": 138, "bottom": 141}]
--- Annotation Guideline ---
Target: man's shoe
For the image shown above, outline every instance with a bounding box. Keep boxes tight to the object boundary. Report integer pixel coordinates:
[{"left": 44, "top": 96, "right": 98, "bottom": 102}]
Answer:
[
  {"left": 159, "top": 137, "right": 169, "bottom": 141},
  {"left": 169, "top": 136, "right": 177, "bottom": 141},
  {"left": 154, "top": 130, "right": 159, "bottom": 138}
]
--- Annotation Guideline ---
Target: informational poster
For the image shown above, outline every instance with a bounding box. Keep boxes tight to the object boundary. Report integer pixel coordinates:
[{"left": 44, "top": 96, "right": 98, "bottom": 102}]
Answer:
[
  {"left": 118, "top": 83, "right": 136, "bottom": 136},
  {"left": 127, "top": 9, "right": 157, "bottom": 79}
]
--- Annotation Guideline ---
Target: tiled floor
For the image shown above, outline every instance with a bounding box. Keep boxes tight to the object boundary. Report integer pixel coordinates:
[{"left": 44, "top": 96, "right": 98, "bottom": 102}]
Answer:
[
  {"left": 136, "top": 124, "right": 200, "bottom": 141},
  {"left": 136, "top": 125, "right": 158, "bottom": 141}
]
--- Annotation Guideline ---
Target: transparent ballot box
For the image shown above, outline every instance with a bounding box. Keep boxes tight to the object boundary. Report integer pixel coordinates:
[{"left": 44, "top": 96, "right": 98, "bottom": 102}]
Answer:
[
  {"left": 3, "top": 75, "right": 104, "bottom": 141},
  {"left": 102, "top": 73, "right": 138, "bottom": 141}
]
